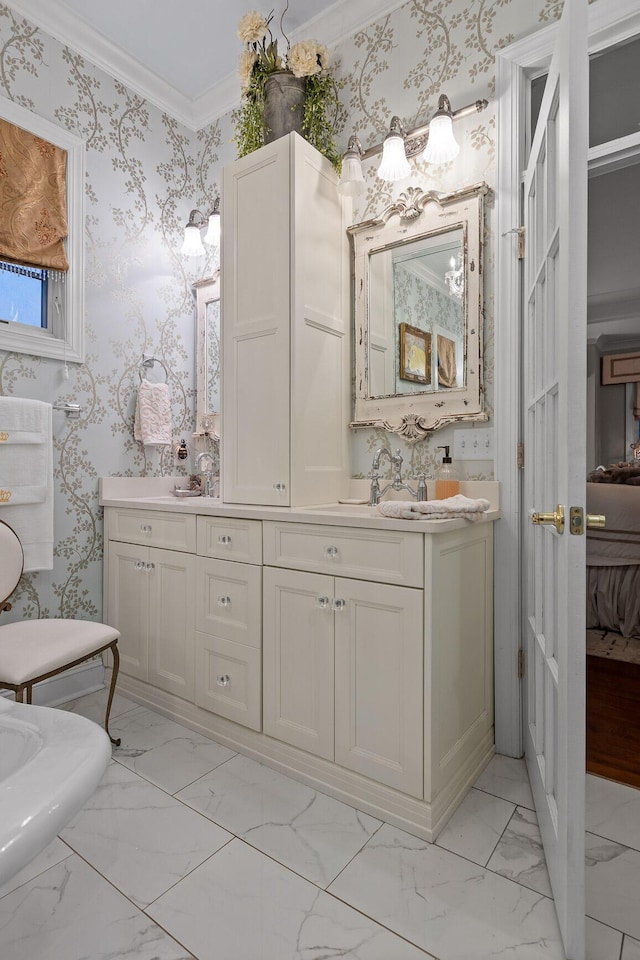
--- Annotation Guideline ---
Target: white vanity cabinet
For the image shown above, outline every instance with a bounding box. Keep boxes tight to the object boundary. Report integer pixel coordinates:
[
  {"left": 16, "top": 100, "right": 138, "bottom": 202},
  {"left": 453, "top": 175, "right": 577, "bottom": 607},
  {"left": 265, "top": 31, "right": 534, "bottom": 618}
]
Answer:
[
  {"left": 263, "top": 566, "right": 424, "bottom": 797},
  {"left": 104, "top": 509, "right": 196, "bottom": 700},
  {"left": 221, "top": 132, "right": 350, "bottom": 507},
  {"left": 194, "top": 517, "right": 262, "bottom": 731}
]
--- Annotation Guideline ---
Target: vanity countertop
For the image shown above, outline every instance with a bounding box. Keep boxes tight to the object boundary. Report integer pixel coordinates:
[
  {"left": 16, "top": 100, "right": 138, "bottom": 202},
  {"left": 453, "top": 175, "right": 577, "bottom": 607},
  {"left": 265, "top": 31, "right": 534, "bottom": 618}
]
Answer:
[{"left": 100, "top": 477, "right": 500, "bottom": 534}]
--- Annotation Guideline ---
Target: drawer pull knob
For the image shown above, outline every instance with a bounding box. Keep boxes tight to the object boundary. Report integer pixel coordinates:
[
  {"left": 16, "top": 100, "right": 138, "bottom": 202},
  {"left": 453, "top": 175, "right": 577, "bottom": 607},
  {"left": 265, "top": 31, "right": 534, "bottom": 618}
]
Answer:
[
  {"left": 325, "top": 545, "right": 339, "bottom": 559},
  {"left": 218, "top": 596, "right": 231, "bottom": 607},
  {"left": 140, "top": 524, "right": 152, "bottom": 535},
  {"left": 217, "top": 674, "right": 231, "bottom": 687},
  {"left": 218, "top": 535, "right": 232, "bottom": 546},
  {"left": 317, "top": 596, "right": 331, "bottom": 610},
  {"left": 332, "top": 598, "right": 346, "bottom": 612}
]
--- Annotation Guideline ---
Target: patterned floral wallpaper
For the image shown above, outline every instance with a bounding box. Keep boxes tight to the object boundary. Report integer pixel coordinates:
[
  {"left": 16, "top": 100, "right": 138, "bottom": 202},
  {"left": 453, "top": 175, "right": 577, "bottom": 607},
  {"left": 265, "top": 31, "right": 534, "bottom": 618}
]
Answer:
[{"left": 0, "top": 0, "right": 559, "bottom": 623}]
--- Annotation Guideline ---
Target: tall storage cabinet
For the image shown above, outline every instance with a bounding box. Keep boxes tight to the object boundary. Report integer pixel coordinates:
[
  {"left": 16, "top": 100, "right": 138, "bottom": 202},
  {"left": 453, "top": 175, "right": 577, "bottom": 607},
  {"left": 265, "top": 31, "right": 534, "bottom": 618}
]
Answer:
[{"left": 222, "top": 132, "right": 350, "bottom": 507}]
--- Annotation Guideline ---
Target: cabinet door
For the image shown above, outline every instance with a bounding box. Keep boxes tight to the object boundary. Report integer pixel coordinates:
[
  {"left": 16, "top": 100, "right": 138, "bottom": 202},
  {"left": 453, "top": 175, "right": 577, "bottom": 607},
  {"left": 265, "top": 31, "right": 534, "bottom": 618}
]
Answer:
[
  {"left": 147, "top": 548, "right": 195, "bottom": 701},
  {"left": 263, "top": 566, "right": 334, "bottom": 759},
  {"left": 334, "top": 578, "right": 424, "bottom": 798},
  {"left": 106, "top": 541, "right": 149, "bottom": 681},
  {"left": 222, "top": 138, "right": 290, "bottom": 505}
]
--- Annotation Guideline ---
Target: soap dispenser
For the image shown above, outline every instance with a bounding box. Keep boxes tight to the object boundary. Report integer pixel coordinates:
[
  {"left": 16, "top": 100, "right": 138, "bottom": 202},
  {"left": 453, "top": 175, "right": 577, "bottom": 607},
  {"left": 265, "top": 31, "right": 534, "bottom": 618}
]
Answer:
[{"left": 435, "top": 446, "right": 460, "bottom": 499}]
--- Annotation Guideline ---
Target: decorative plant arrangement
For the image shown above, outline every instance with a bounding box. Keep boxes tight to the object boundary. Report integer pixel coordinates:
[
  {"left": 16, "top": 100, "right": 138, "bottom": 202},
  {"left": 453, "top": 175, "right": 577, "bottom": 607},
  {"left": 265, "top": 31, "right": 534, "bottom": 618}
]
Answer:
[{"left": 234, "top": 8, "right": 341, "bottom": 170}]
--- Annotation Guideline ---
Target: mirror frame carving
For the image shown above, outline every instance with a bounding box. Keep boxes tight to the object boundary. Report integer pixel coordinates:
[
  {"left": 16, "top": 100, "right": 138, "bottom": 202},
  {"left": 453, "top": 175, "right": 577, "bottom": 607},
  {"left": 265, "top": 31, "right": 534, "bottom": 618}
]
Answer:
[
  {"left": 349, "top": 182, "right": 488, "bottom": 441},
  {"left": 194, "top": 272, "right": 220, "bottom": 437}
]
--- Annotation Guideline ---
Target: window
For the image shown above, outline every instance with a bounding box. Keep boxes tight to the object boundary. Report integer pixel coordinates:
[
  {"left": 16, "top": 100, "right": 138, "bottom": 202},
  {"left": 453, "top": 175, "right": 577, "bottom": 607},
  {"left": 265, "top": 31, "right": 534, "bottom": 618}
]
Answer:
[{"left": 0, "top": 99, "right": 84, "bottom": 362}]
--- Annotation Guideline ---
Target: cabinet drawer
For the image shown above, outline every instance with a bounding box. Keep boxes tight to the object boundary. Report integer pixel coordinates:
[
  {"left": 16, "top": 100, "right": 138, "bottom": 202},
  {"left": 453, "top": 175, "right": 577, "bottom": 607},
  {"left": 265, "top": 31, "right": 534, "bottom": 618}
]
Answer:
[
  {"left": 195, "top": 631, "right": 261, "bottom": 731},
  {"left": 196, "top": 557, "right": 261, "bottom": 648},
  {"left": 197, "top": 516, "right": 262, "bottom": 564},
  {"left": 106, "top": 508, "right": 196, "bottom": 552},
  {"left": 263, "top": 521, "right": 423, "bottom": 587}
]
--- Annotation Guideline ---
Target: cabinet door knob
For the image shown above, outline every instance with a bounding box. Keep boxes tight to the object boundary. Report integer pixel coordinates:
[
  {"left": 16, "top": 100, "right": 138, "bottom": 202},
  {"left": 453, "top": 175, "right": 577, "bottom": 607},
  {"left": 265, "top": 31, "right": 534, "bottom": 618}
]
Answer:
[
  {"left": 145, "top": 562, "right": 155, "bottom": 572},
  {"left": 332, "top": 598, "right": 346, "bottom": 612},
  {"left": 316, "top": 596, "right": 331, "bottom": 610},
  {"left": 134, "top": 560, "right": 144, "bottom": 571},
  {"left": 218, "top": 535, "right": 232, "bottom": 545},
  {"left": 273, "top": 482, "right": 286, "bottom": 492},
  {"left": 218, "top": 596, "right": 231, "bottom": 607},
  {"left": 216, "top": 674, "right": 231, "bottom": 687},
  {"left": 325, "top": 545, "right": 339, "bottom": 559}
]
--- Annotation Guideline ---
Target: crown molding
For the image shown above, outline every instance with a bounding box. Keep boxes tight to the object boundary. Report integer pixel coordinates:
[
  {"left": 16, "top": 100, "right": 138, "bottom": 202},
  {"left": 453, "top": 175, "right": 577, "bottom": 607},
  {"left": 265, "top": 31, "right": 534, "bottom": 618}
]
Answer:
[{"left": 5, "top": 0, "right": 408, "bottom": 130}]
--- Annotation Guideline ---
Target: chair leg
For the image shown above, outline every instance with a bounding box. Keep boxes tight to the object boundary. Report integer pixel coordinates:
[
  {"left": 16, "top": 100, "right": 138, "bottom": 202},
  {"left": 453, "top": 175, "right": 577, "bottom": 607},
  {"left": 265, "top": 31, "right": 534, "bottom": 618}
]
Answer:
[{"left": 104, "top": 641, "right": 121, "bottom": 746}]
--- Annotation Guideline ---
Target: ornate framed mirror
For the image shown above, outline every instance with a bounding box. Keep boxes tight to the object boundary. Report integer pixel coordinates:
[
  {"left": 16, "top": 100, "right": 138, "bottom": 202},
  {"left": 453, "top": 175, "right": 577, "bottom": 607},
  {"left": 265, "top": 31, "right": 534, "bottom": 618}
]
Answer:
[
  {"left": 349, "top": 182, "right": 488, "bottom": 440},
  {"left": 194, "top": 273, "right": 221, "bottom": 438}
]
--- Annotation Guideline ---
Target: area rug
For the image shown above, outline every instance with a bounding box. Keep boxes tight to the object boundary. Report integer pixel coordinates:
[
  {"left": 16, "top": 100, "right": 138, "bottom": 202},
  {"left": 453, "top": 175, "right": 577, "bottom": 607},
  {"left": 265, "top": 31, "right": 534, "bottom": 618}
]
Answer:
[{"left": 587, "top": 628, "right": 640, "bottom": 664}]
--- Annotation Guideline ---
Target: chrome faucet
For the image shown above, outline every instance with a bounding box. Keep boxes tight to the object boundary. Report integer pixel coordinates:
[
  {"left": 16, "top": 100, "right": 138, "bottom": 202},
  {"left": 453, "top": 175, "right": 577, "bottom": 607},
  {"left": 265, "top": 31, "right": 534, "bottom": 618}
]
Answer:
[
  {"left": 368, "top": 447, "right": 428, "bottom": 505},
  {"left": 195, "top": 451, "right": 216, "bottom": 497}
]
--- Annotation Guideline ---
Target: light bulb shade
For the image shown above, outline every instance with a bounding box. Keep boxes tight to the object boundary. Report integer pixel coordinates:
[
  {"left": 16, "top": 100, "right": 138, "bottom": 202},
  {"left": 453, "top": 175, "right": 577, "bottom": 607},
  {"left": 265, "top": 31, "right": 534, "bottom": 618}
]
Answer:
[
  {"left": 204, "top": 211, "right": 220, "bottom": 247},
  {"left": 377, "top": 134, "right": 410, "bottom": 182},
  {"left": 422, "top": 113, "right": 460, "bottom": 164},
  {"left": 337, "top": 150, "right": 366, "bottom": 197},
  {"left": 181, "top": 224, "right": 205, "bottom": 257}
]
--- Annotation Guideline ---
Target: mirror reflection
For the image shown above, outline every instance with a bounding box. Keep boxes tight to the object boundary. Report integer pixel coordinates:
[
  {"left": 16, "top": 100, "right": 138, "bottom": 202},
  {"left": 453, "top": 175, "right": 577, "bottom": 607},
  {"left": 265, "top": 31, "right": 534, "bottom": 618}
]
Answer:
[
  {"left": 368, "top": 228, "right": 465, "bottom": 398},
  {"left": 350, "top": 183, "right": 487, "bottom": 439},
  {"left": 194, "top": 275, "right": 221, "bottom": 437}
]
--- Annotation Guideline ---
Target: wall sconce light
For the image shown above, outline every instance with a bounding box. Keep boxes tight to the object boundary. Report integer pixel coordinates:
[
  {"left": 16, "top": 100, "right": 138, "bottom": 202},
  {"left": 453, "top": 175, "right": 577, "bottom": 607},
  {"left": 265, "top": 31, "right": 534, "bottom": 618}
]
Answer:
[
  {"left": 181, "top": 196, "right": 221, "bottom": 257},
  {"left": 337, "top": 94, "right": 488, "bottom": 194}
]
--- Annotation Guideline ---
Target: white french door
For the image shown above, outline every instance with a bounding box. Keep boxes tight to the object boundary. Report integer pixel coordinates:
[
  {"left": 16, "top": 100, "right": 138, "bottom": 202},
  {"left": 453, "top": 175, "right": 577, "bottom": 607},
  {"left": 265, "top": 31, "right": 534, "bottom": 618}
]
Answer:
[{"left": 522, "top": 0, "right": 588, "bottom": 958}]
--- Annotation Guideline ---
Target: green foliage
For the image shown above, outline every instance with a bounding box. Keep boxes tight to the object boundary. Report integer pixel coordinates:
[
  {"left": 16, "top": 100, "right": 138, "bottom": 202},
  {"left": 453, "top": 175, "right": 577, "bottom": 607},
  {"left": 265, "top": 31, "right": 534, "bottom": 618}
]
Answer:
[{"left": 233, "top": 72, "right": 267, "bottom": 158}]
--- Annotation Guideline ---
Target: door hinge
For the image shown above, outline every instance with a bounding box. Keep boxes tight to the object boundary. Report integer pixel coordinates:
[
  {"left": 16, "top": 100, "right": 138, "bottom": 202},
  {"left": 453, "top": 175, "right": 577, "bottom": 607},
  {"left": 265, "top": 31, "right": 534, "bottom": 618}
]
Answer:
[
  {"left": 518, "top": 648, "right": 525, "bottom": 680},
  {"left": 516, "top": 442, "right": 525, "bottom": 469},
  {"left": 517, "top": 226, "right": 525, "bottom": 259}
]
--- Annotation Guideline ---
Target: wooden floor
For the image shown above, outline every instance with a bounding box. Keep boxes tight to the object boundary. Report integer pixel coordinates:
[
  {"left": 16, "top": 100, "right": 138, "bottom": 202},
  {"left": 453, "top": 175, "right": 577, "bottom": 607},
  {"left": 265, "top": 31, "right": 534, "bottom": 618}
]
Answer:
[{"left": 587, "top": 653, "right": 640, "bottom": 788}]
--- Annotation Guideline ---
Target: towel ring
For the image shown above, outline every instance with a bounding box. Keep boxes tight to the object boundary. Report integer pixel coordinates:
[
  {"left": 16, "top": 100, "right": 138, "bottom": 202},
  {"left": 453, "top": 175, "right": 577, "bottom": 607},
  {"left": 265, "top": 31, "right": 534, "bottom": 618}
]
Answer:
[{"left": 139, "top": 357, "right": 169, "bottom": 383}]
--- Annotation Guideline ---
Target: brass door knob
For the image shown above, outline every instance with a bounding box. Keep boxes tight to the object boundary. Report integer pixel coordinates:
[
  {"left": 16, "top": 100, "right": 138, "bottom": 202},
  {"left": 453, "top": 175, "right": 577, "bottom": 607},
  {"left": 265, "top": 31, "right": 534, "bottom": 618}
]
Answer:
[{"left": 531, "top": 504, "right": 565, "bottom": 534}]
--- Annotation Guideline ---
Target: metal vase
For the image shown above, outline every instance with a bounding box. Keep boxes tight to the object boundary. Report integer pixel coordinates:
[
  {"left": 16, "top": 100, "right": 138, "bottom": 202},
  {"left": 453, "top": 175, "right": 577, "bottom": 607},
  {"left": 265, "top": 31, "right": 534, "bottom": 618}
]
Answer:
[{"left": 263, "top": 71, "right": 306, "bottom": 144}]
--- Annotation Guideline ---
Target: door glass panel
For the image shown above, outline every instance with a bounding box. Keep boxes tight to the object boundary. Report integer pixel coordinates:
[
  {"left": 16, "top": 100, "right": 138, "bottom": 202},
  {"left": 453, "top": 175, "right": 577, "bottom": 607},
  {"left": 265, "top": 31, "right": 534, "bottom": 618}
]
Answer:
[{"left": 590, "top": 36, "right": 640, "bottom": 147}]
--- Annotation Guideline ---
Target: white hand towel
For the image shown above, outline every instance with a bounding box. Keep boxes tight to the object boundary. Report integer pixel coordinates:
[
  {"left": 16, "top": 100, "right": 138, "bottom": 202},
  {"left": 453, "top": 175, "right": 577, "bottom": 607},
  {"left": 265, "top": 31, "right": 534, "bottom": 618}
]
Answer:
[
  {"left": 378, "top": 494, "right": 490, "bottom": 521},
  {"left": 134, "top": 380, "right": 172, "bottom": 446},
  {"left": 0, "top": 397, "right": 53, "bottom": 570}
]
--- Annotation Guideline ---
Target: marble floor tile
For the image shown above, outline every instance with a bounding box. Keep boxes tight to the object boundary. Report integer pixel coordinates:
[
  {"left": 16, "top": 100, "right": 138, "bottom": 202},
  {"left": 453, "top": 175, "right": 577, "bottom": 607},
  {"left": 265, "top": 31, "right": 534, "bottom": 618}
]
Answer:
[
  {"left": 486, "top": 805, "right": 552, "bottom": 897},
  {"left": 111, "top": 705, "right": 236, "bottom": 793},
  {"left": 585, "top": 918, "right": 623, "bottom": 960},
  {"left": 0, "top": 854, "right": 192, "bottom": 960},
  {"left": 435, "top": 787, "right": 515, "bottom": 866},
  {"left": 176, "top": 753, "right": 381, "bottom": 887},
  {"left": 328, "top": 823, "right": 565, "bottom": 960},
  {"left": 587, "top": 774, "right": 640, "bottom": 852},
  {"left": 585, "top": 832, "right": 640, "bottom": 940},
  {"left": 60, "top": 760, "right": 232, "bottom": 907},
  {"left": 148, "top": 837, "right": 432, "bottom": 960},
  {"left": 473, "top": 753, "right": 535, "bottom": 809},
  {"left": 60, "top": 687, "right": 139, "bottom": 723},
  {"left": 0, "top": 837, "right": 73, "bottom": 900},
  {"left": 623, "top": 935, "right": 640, "bottom": 959}
]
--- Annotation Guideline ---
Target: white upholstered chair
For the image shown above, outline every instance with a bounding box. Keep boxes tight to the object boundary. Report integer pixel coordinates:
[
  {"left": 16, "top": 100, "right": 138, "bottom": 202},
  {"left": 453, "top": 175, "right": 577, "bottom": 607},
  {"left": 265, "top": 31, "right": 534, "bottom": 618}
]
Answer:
[{"left": 0, "top": 518, "right": 121, "bottom": 745}]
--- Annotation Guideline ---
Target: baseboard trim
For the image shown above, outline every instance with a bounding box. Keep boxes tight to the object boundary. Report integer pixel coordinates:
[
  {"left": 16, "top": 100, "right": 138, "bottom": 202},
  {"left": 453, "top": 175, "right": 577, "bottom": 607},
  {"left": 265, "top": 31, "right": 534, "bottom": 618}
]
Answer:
[
  {"left": 113, "top": 672, "right": 495, "bottom": 842},
  {"left": 0, "top": 660, "right": 105, "bottom": 707}
]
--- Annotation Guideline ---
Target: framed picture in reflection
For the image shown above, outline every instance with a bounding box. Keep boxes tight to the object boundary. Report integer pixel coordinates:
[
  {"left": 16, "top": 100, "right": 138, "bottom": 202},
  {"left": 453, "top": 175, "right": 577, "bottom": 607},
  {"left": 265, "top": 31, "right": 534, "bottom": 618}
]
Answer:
[{"left": 399, "top": 323, "right": 431, "bottom": 384}]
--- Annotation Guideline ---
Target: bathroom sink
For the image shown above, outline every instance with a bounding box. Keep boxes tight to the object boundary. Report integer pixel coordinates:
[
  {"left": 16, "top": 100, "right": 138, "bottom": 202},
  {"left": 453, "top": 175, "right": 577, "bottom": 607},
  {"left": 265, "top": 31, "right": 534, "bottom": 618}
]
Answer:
[{"left": 0, "top": 698, "right": 111, "bottom": 887}]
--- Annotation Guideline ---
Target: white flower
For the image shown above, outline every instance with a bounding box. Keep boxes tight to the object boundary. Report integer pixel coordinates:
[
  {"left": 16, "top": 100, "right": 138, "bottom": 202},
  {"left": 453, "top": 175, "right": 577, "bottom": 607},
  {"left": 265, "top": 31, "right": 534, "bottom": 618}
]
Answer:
[
  {"left": 239, "top": 49, "right": 258, "bottom": 90},
  {"left": 237, "top": 11, "right": 268, "bottom": 45},
  {"left": 288, "top": 40, "right": 322, "bottom": 78}
]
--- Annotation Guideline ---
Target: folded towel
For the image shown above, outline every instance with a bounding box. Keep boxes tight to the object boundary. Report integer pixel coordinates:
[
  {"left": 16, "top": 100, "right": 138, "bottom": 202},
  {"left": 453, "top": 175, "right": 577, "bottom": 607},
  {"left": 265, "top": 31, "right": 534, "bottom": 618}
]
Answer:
[
  {"left": 0, "top": 397, "right": 53, "bottom": 570},
  {"left": 0, "top": 396, "right": 49, "bottom": 504},
  {"left": 134, "top": 380, "right": 172, "bottom": 446},
  {"left": 377, "top": 494, "right": 491, "bottom": 521}
]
